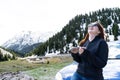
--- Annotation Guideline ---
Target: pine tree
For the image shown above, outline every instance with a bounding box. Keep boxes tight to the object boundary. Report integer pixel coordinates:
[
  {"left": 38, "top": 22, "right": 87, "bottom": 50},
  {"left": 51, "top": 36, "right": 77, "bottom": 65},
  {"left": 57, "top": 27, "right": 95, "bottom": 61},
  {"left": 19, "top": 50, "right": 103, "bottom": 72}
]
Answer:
[
  {"left": 0, "top": 50, "right": 3, "bottom": 61},
  {"left": 12, "top": 54, "right": 16, "bottom": 60},
  {"left": 112, "top": 23, "right": 119, "bottom": 40},
  {"left": 4, "top": 54, "right": 9, "bottom": 61},
  {"left": 105, "top": 29, "right": 110, "bottom": 42},
  {"left": 78, "top": 31, "right": 83, "bottom": 43},
  {"left": 114, "top": 16, "right": 118, "bottom": 23},
  {"left": 118, "top": 15, "right": 120, "bottom": 22},
  {"left": 109, "top": 28, "right": 112, "bottom": 35},
  {"left": 72, "top": 40, "right": 77, "bottom": 47},
  {"left": 107, "top": 18, "right": 112, "bottom": 25}
]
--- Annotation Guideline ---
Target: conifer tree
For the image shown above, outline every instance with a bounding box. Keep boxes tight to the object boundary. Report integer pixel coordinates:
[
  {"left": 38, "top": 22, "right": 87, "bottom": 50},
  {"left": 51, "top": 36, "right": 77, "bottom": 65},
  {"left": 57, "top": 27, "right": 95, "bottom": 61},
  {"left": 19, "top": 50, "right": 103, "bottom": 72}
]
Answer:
[
  {"left": 107, "top": 18, "right": 112, "bottom": 25},
  {"left": 12, "top": 54, "right": 16, "bottom": 60},
  {"left": 4, "top": 54, "right": 9, "bottom": 61},
  {"left": 0, "top": 50, "right": 3, "bottom": 61},
  {"left": 109, "top": 28, "right": 112, "bottom": 35},
  {"left": 114, "top": 16, "right": 118, "bottom": 23},
  {"left": 78, "top": 31, "right": 83, "bottom": 43},
  {"left": 112, "top": 23, "right": 119, "bottom": 40}
]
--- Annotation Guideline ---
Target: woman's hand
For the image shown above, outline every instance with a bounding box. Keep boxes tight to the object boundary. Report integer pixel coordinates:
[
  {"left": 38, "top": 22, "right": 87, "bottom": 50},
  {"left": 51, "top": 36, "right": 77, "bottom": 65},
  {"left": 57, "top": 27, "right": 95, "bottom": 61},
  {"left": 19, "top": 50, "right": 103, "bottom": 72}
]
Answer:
[
  {"left": 69, "top": 47, "right": 79, "bottom": 54},
  {"left": 79, "top": 47, "right": 85, "bottom": 54},
  {"left": 69, "top": 47, "right": 86, "bottom": 54}
]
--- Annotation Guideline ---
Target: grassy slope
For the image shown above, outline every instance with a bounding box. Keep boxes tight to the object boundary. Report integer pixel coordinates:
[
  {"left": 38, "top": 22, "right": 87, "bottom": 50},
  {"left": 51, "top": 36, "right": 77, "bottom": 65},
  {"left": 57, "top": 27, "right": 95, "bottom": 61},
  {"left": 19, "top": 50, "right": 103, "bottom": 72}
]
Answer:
[
  {"left": 0, "top": 54, "right": 73, "bottom": 80},
  {"left": 0, "top": 59, "right": 41, "bottom": 73},
  {"left": 25, "top": 55, "right": 73, "bottom": 80}
]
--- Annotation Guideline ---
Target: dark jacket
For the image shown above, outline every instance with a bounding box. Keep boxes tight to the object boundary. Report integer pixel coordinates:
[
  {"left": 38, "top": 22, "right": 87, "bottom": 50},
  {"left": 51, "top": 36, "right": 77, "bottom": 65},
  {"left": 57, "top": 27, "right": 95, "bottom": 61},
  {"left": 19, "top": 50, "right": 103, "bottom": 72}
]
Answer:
[{"left": 71, "top": 36, "right": 109, "bottom": 80}]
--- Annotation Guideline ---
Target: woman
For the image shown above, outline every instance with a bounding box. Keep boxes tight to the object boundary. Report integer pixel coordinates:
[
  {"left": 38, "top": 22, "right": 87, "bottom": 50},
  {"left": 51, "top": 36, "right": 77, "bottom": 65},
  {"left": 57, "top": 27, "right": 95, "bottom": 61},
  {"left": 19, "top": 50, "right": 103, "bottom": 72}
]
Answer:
[{"left": 70, "top": 21, "right": 109, "bottom": 80}]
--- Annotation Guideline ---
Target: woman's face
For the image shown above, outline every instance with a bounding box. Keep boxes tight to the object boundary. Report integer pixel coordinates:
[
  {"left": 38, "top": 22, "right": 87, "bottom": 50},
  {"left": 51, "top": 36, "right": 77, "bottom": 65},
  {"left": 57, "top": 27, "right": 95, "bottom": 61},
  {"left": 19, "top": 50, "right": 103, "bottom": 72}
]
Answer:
[{"left": 88, "top": 26, "right": 100, "bottom": 35}]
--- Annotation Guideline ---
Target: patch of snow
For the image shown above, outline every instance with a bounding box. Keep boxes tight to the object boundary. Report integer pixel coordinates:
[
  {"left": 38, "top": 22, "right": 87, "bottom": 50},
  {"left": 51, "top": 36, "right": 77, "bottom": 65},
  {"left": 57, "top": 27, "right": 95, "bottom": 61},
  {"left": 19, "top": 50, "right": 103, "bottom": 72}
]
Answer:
[
  {"left": 0, "top": 48, "right": 13, "bottom": 57},
  {"left": 108, "top": 41, "right": 120, "bottom": 58},
  {"left": 45, "top": 51, "right": 60, "bottom": 57}
]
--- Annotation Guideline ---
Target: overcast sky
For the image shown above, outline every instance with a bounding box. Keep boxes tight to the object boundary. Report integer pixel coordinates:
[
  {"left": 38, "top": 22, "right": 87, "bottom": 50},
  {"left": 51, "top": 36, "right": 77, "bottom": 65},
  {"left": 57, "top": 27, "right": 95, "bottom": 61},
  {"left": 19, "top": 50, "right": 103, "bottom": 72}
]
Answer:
[{"left": 0, "top": 0, "right": 120, "bottom": 45}]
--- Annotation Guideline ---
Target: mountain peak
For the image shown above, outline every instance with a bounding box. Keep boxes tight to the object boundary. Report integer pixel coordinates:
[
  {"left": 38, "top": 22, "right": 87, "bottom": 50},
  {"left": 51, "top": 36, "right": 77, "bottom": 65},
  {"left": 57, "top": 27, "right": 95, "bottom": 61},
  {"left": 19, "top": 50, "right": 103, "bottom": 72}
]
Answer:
[{"left": 2, "top": 31, "right": 55, "bottom": 55}]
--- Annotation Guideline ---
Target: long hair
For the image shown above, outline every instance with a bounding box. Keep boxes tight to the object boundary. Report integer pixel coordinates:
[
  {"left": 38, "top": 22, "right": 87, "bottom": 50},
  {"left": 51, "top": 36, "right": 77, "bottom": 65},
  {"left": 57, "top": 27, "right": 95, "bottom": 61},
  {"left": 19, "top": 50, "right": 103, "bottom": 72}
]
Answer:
[{"left": 79, "top": 21, "right": 105, "bottom": 46}]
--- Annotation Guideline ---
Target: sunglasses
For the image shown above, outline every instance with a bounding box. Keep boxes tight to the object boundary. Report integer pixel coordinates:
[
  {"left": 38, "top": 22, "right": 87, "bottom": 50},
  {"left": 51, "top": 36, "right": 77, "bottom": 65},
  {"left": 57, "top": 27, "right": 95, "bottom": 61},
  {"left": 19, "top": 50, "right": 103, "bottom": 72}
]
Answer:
[{"left": 88, "top": 22, "right": 98, "bottom": 27}]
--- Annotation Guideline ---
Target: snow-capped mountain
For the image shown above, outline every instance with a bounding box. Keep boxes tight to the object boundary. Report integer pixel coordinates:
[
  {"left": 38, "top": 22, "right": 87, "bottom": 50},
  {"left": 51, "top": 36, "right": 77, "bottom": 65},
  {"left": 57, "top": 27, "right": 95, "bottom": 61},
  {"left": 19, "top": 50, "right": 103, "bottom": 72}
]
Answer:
[{"left": 2, "top": 31, "right": 55, "bottom": 55}]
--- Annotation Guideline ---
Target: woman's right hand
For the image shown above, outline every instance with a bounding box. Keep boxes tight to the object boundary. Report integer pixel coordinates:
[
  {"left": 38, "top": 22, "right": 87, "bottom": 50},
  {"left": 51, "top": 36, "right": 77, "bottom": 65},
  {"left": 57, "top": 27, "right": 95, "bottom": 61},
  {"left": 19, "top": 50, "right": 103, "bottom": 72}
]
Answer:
[{"left": 69, "top": 47, "right": 79, "bottom": 54}]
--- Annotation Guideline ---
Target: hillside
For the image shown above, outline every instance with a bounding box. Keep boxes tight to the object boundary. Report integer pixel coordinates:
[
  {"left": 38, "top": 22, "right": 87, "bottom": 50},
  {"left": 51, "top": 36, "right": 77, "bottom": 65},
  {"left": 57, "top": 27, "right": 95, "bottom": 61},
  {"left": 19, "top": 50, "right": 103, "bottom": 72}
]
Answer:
[
  {"left": 29, "top": 7, "right": 120, "bottom": 56},
  {"left": 0, "top": 47, "right": 16, "bottom": 61}
]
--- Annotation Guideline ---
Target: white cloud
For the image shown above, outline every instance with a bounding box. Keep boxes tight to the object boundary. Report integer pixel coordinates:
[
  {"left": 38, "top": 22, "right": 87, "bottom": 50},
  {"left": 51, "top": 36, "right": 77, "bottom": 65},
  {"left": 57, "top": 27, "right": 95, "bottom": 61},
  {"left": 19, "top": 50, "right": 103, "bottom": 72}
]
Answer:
[{"left": 0, "top": 0, "right": 120, "bottom": 45}]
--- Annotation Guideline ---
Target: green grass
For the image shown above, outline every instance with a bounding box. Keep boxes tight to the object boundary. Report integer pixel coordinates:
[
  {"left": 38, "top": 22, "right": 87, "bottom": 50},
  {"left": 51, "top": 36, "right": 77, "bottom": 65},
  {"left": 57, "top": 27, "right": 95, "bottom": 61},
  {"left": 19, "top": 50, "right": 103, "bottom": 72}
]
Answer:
[
  {"left": 25, "top": 55, "right": 73, "bottom": 80},
  {"left": 0, "top": 55, "right": 73, "bottom": 80},
  {"left": 0, "top": 59, "right": 41, "bottom": 73},
  {"left": 25, "top": 61, "right": 72, "bottom": 80}
]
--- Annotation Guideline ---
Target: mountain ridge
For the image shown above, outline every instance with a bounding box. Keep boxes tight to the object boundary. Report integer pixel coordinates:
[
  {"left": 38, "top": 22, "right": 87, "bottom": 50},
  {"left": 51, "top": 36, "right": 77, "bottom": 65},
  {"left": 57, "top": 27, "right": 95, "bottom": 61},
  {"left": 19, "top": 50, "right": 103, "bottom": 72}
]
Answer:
[{"left": 2, "top": 31, "right": 55, "bottom": 56}]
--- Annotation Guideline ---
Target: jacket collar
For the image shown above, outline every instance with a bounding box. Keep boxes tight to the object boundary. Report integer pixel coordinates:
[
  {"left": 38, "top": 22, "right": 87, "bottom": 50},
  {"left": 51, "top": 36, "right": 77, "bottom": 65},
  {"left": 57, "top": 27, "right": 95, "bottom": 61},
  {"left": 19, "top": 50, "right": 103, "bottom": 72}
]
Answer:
[{"left": 88, "top": 35, "right": 101, "bottom": 43}]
